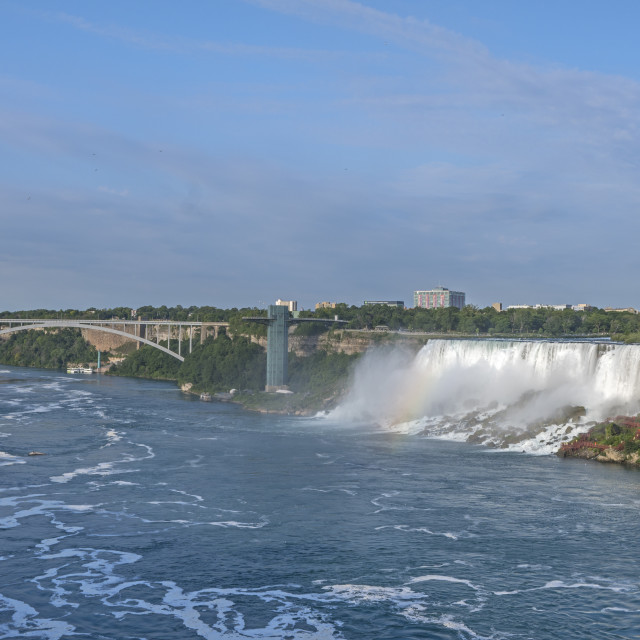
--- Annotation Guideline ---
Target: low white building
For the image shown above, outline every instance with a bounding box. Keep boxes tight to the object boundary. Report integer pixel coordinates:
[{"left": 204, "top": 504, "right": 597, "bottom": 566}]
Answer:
[{"left": 275, "top": 299, "right": 297, "bottom": 312}]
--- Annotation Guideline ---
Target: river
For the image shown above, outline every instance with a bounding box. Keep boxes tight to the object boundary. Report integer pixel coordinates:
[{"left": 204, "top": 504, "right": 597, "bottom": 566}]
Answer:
[{"left": 1, "top": 364, "right": 640, "bottom": 639}]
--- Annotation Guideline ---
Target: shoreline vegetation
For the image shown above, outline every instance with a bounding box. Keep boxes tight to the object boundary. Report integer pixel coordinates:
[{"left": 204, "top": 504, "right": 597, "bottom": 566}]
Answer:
[
  {"left": 558, "top": 416, "right": 640, "bottom": 467},
  {"left": 108, "top": 337, "right": 360, "bottom": 416},
  {"left": 3, "top": 304, "right": 640, "bottom": 466}
]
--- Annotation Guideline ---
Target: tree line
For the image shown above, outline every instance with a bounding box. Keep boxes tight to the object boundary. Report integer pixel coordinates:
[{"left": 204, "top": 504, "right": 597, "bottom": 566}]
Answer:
[
  {"left": 308, "top": 304, "right": 640, "bottom": 337},
  {"left": 3, "top": 302, "right": 640, "bottom": 339}
]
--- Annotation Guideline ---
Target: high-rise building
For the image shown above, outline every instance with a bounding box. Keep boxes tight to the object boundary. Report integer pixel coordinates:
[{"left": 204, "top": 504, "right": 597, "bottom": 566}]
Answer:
[{"left": 414, "top": 287, "right": 465, "bottom": 310}]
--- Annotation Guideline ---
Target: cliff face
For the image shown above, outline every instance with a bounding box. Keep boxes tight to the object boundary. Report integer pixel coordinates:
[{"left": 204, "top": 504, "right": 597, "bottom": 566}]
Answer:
[
  {"left": 78, "top": 325, "right": 429, "bottom": 358},
  {"left": 80, "top": 329, "right": 135, "bottom": 352},
  {"left": 289, "top": 330, "right": 428, "bottom": 357},
  {"left": 288, "top": 333, "right": 369, "bottom": 356}
]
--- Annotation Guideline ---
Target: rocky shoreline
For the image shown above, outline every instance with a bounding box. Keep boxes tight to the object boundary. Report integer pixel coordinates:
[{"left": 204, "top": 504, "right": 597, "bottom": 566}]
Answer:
[
  {"left": 180, "top": 382, "right": 330, "bottom": 416},
  {"left": 557, "top": 416, "right": 640, "bottom": 467}
]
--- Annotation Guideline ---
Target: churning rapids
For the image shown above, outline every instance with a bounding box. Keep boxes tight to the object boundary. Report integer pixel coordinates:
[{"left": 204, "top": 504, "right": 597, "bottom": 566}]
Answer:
[
  {"left": 2, "top": 342, "right": 640, "bottom": 639},
  {"left": 334, "top": 339, "right": 640, "bottom": 454}
]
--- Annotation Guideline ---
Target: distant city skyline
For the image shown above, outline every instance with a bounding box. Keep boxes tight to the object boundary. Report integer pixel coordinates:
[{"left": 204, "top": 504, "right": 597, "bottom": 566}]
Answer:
[
  {"left": 2, "top": 1, "right": 640, "bottom": 311},
  {"left": 0, "top": 293, "right": 627, "bottom": 313}
]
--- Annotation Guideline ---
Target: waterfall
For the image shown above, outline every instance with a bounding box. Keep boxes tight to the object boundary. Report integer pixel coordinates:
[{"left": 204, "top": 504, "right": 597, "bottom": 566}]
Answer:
[{"left": 333, "top": 339, "right": 640, "bottom": 454}]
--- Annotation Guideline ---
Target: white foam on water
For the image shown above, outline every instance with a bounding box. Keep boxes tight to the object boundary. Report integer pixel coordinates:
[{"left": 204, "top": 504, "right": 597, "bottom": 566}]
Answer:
[
  {"left": 322, "top": 582, "right": 497, "bottom": 637},
  {"left": 1, "top": 398, "right": 21, "bottom": 407},
  {"left": 0, "top": 593, "right": 75, "bottom": 639},
  {"left": 300, "top": 486, "right": 358, "bottom": 496},
  {"left": 541, "top": 579, "right": 629, "bottom": 593},
  {"left": 491, "top": 574, "right": 635, "bottom": 598},
  {"left": 401, "top": 607, "right": 505, "bottom": 639},
  {"left": 171, "top": 489, "right": 204, "bottom": 502},
  {"left": 186, "top": 454, "right": 204, "bottom": 467},
  {"left": 50, "top": 442, "right": 154, "bottom": 483},
  {"left": 324, "top": 583, "right": 423, "bottom": 604},
  {"left": 9, "top": 403, "right": 63, "bottom": 418},
  {"left": 406, "top": 574, "right": 481, "bottom": 590},
  {"left": 0, "top": 495, "right": 96, "bottom": 530},
  {"left": 101, "top": 429, "right": 123, "bottom": 448},
  {"left": 375, "top": 524, "right": 461, "bottom": 539},
  {"left": 147, "top": 500, "right": 205, "bottom": 507},
  {"left": 50, "top": 461, "right": 131, "bottom": 484},
  {"left": 88, "top": 480, "right": 140, "bottom": 489},
  {"left": 105, "top": 505, "right": 267, "bottom": 529},
  {"left": 0, "top": 451, "right": 25, "bottom": 467},
  {"left": 206, "top": 517, "right": 269, "bottom": 529},
  {"left": 27, "top": 553, "right": 349, "bottom": 640},
  {"left": 40, "top": 381, "right": 65, "bottom": 390}
]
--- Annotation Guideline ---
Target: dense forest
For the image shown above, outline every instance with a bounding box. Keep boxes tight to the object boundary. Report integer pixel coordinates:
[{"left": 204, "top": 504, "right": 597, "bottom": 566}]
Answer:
[
  {"left": 108, "top": 342, "right": 182, "bottom": 380},
  {"left": 176, "top": 334, "right": 266, "bottom": 391},
  {"left": 108, "top": 334, "right": 266, "bottom": 388},
  {"left": 0, "top": 328, "right": 98, "bottom": 369},
  {"left": 110, "top": 333, "right": 358, "bottom": 403}
]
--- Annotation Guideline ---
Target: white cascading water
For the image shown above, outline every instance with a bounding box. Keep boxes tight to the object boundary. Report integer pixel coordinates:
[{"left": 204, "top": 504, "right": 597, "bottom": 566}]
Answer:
[{"left": 333, "top": 339, "right": 640, "bottom": 454}]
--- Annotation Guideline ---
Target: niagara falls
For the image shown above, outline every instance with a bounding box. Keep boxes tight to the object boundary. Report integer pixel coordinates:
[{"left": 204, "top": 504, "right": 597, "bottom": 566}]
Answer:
[{"left": 336, "top": 338, "right": 640, "bottom": 454}]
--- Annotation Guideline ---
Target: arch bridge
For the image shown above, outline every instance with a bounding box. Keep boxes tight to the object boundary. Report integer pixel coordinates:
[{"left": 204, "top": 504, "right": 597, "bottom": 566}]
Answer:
[{"left": 0, "top": 319, "right": 230, "bottom": 362}]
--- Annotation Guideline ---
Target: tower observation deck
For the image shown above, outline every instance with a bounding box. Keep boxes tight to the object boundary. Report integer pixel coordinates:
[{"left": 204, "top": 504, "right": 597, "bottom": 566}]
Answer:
[{"left": 243, "top": 305, "right": 347, "bottom": 391}]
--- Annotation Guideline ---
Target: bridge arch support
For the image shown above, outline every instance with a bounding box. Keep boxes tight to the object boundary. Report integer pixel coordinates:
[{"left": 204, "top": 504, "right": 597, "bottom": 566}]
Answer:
[{"left": 0, "top": 322, "right": 185, "bottom": 362}]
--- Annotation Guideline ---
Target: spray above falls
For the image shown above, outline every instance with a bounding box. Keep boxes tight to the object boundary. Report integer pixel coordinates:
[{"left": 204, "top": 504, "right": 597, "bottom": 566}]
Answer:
[{"left": 333, "top": 339, "right": 640, "bottom": 454}]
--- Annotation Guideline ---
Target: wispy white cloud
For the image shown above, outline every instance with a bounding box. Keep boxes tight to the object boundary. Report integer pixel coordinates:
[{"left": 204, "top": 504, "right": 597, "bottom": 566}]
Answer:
[
  {"left": 3, "top": 0, "right": 640, "bottom": 308},
  {"left": 248, "top": 0, "right": 494, "bottom": 60},
  {"left": 98, "top": 186, "right": 129, "bottom": 197},
  {"left": 251, "top": 0, "right": 640, "bottom": 150},
  {"left": 42, "top": 10, "right": 356, "bottom": 62}
]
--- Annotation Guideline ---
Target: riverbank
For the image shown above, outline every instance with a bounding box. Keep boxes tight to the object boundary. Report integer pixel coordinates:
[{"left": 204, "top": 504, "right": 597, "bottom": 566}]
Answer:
[
  {"left": 557, "top": 416, "right": 640, "bottom": 467},
  {"left": 180, "top": 382, "right": 343, "bottom": 416}
]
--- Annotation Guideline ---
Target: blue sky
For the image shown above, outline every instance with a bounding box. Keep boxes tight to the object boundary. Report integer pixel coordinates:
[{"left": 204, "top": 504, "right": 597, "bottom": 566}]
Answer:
[{"left": 1, "top": 1, "right": 640, "bottom": 311}]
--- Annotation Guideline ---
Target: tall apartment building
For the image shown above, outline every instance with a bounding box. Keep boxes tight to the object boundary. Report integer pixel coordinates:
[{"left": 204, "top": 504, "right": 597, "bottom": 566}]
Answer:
[{"left": 414, "top": 287, "right": 465, "bottom": 310}]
